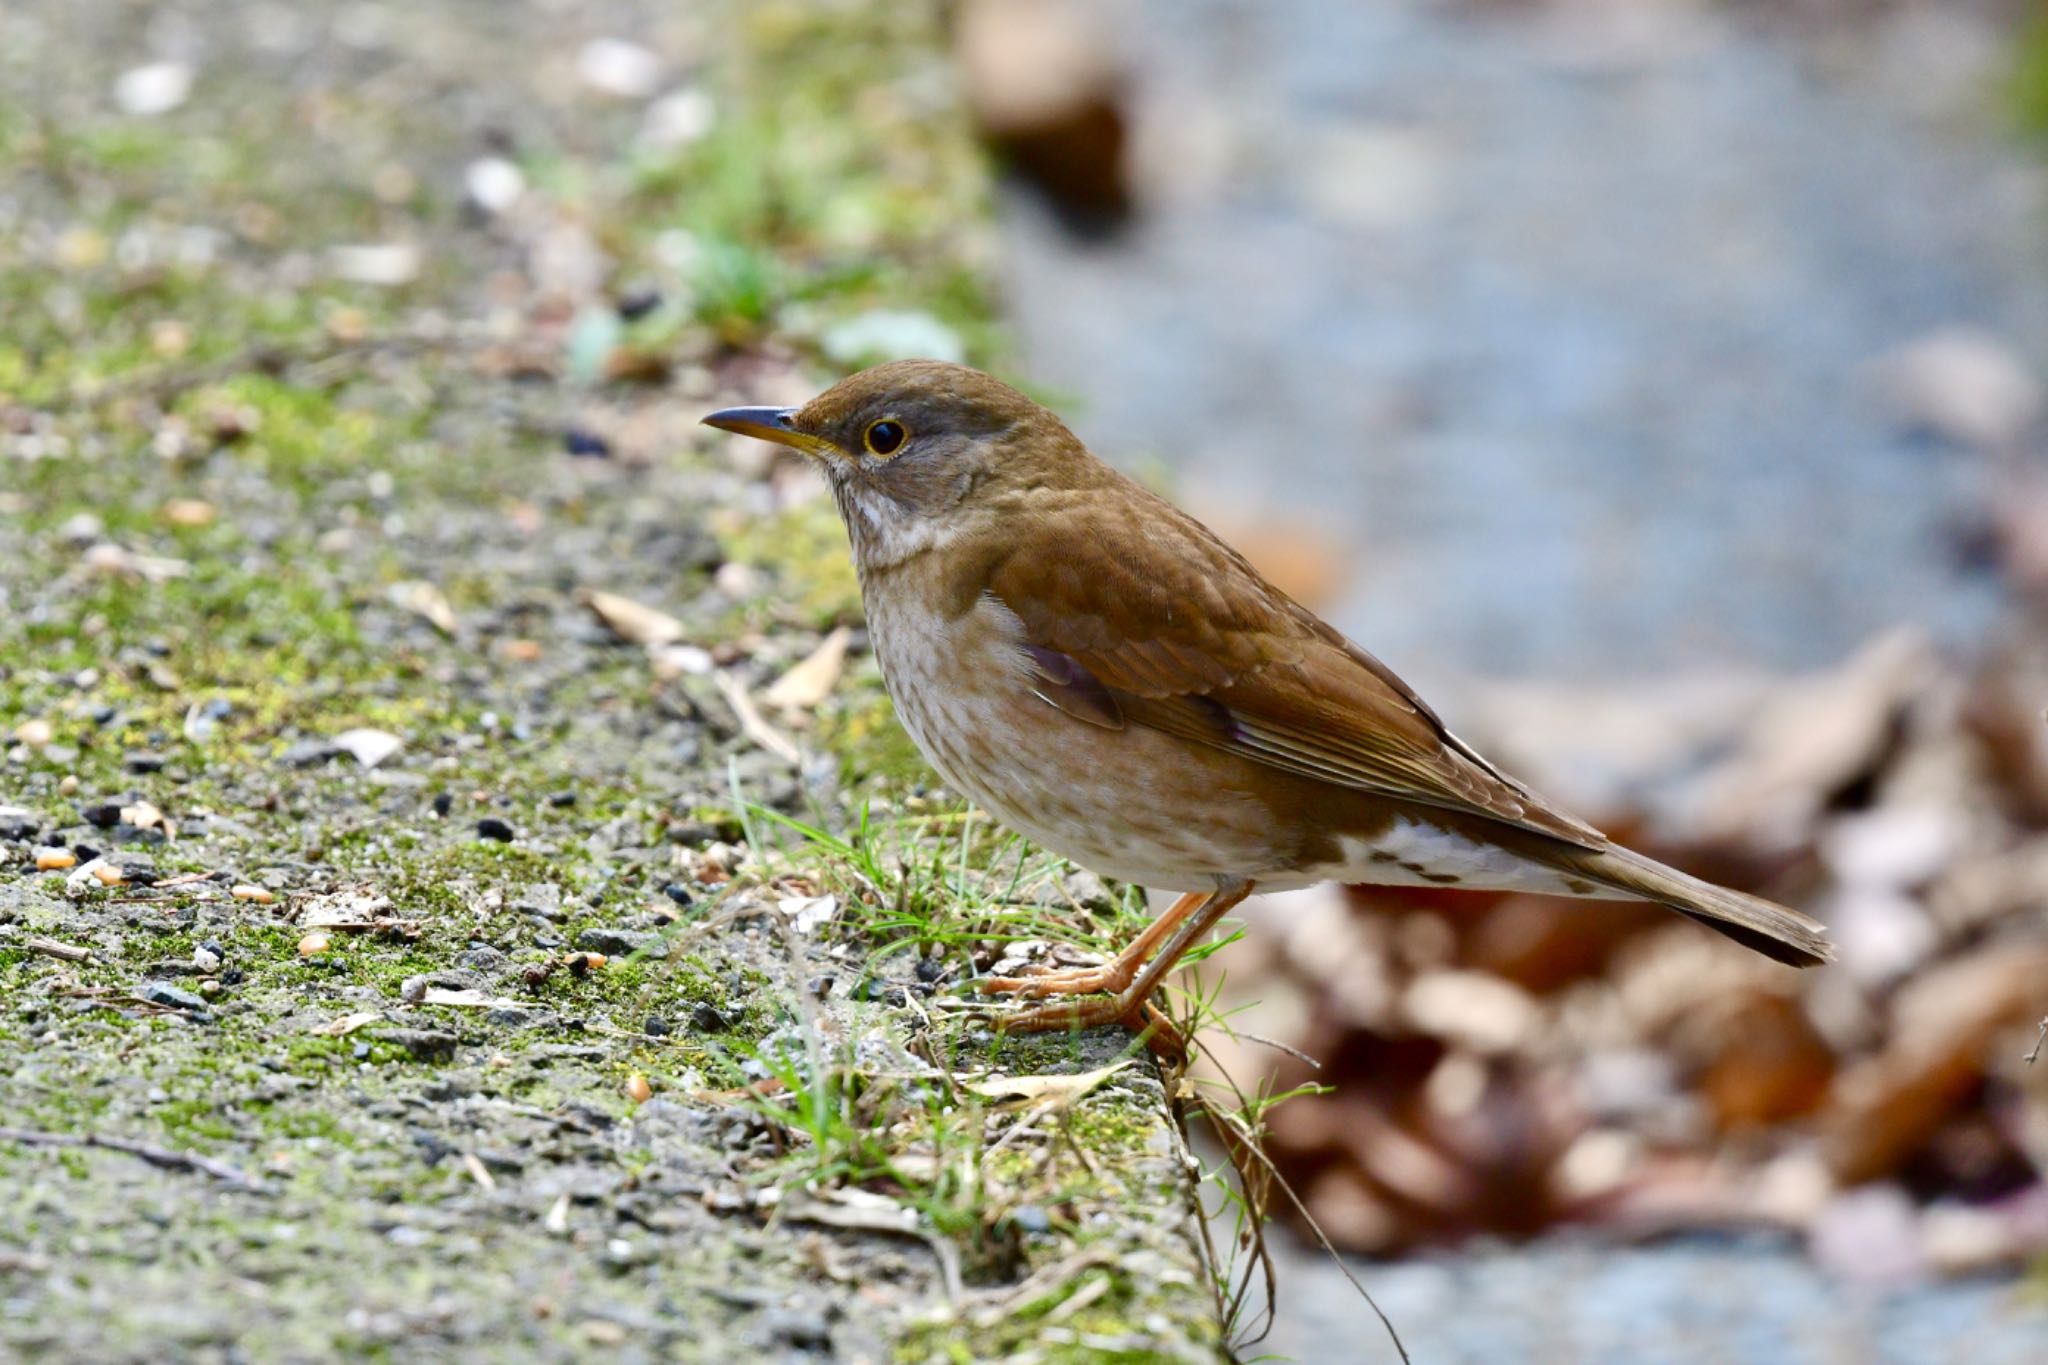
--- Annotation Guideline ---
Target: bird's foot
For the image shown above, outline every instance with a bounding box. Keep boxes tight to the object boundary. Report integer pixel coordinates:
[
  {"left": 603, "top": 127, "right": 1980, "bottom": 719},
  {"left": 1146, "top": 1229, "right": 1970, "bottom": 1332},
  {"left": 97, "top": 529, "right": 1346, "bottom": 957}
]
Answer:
[
  {"left": 974, "top": 959, "right": 1135, "bottom": 1001},
  {"left": 994, "top": 991, "right": 1187, "bottom": 1058}
]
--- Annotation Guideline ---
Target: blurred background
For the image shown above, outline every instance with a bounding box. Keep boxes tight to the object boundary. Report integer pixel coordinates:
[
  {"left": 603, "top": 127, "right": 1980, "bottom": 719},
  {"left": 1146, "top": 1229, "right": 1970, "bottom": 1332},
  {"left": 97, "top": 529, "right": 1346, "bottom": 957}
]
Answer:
[{"left": 5, "top": 0, "right": 2047, "bottom": 1360}]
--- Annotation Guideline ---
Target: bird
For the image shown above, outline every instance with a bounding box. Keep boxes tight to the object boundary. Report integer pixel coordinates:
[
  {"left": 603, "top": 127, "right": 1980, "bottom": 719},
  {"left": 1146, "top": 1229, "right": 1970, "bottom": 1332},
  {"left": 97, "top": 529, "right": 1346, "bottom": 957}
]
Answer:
[{"left": 703, "top": 360, "right": 1832, "bottom": 1038}]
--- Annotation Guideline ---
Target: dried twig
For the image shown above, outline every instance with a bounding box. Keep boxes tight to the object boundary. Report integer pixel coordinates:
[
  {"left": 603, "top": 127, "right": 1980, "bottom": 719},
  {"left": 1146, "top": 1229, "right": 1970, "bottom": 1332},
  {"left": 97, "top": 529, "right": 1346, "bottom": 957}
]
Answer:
[
  {"left": 24, "top": 937, "right": 92, "bottom": 963},
  {"left": 0, "top": 1126, "right": 266, "bottom": 1192},
  {"left": 2026, "top": 1017, "right": 2047, "bottom": 1066}
]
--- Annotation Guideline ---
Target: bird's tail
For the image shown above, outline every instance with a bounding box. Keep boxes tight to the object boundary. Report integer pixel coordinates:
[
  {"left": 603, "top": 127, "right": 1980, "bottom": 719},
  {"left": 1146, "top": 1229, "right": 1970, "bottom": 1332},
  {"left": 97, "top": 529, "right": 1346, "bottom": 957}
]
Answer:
[{"left": 1563, "top": 842, "right": 1833, "bottom": 967}]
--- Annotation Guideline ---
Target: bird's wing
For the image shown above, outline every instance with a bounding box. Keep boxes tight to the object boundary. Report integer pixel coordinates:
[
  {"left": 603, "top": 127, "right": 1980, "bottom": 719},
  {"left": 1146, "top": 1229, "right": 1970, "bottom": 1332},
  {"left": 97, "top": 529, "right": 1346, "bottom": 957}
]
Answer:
[{"left": 983, "top": 490, "right": 1603, "bottom": 849}]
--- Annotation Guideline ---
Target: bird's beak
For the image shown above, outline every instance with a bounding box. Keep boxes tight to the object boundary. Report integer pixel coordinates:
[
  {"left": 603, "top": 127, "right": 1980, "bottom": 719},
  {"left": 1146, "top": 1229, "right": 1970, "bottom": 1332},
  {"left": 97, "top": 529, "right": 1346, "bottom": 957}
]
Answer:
[{"left": 699, "top": 405, "right": 839, "bottom": 460}]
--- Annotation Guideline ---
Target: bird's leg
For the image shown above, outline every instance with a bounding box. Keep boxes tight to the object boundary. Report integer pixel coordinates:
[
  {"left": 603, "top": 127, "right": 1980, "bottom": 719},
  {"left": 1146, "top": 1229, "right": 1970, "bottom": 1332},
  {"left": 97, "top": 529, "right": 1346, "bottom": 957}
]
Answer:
[
  {"left": 977, "top": 890, "right": 1208, "bottom": 1000},
  {"left": 997, "top": 882, "right": 1254, "bottom": 1036}
]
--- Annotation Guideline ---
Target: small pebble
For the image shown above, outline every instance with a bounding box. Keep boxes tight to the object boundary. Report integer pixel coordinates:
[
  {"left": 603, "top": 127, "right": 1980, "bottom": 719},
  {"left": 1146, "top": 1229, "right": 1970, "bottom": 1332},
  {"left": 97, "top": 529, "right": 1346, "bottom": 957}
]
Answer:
[
  {"left": 400, "top": 975, "right": 429, "bottom": 1004},
  {"left": 690, "top": 1003, "right": 728, "bottom": 1033},
  {"left": 547, "top": 790, "right": 577, "bottom": 808},
  {"left": 661, "top": 882, "right": 693, "bottom": 907},
  {"left": 644, "top": 1015, "right": 671, "bottom": 1037},
  {"left": 36, "top": 848, "right": 76, "bottom": 871},
  {"left": 297, "top": 932, "right": 330, "bottom": 957},
  {"left": 231, "top": 883, "right": 273, "bottom": 904},
  {"left": 617, "top": 287, "right": 663, "bottom": 320},
  {"left": 431, "top": 792, "right": 453, "bottom": 817},
  {"left": 12, "top": 718, "right": 53, "bottom": 747},
  {"left": 198, "top": 979, "right": 221, "bottom": 997},
  {"left": 192, "top": 945, "right": 221, "bottom": 972},
  {"left": 58, "top": 775, "right": 79, "bottom": 796},
  {"left": 92, "top": 864, "right": 124, "bottom": 886},
  {"left": 476, "top": 816, "right": 515, "bottom": 842},
  {"left": 626, "top": 1073, "right": 653, "bottom": 1105}
]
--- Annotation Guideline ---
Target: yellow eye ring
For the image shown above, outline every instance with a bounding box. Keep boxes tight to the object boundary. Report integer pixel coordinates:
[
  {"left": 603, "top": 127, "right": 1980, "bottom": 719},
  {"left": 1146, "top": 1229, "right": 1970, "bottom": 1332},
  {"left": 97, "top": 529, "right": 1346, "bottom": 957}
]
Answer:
[{"left": 864, "top": 419, "right": 907, "bottom": 456}]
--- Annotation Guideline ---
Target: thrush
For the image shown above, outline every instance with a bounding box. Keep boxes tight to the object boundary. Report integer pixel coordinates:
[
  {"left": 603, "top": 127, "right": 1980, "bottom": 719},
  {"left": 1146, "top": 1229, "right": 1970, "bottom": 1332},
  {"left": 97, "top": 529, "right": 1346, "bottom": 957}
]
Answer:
[{"left": 704, "top": 361, "right": 1832, "bottom": 1037}]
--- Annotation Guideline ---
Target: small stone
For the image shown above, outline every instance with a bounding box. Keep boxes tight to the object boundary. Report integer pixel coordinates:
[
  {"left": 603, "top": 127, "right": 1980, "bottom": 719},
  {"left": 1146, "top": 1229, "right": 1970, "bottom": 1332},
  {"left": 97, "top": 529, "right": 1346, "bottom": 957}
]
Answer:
[
  {"left": 36, "top": 848, "right": 76, "bottom": 871},
  {"left": 399, "top": 975, "right": 429, "bottom": 1004},
  {"left": 109, "top": 851, "right": 157, "bottom": 884},
  {"left": 661, "top": 883, "right": 693, "bottom": 907},
  {"left": 82, "top": 804, "right": 122, "bottom": 829},
  {"left": 432, "top": 792, "right": 453, "bottom": 817},
  {"left": 463, "top": 156, "right": 526, "bottom": 215},
  {"left": 329, "top": 242, "right": 421, "bottom": 286},
  {"left": 280, "top": 739, "right": 340, "bottom": 767},
  {"left": 615, "top": 288, "right": 663, "bottom": 321},
  {"left": 1008, "top": 1205, "right": 1052, "bottom": 1234},
  {"left": 298, "top": 932, "right": 330, "bottom": 957},
  {"left": 625, "top": 1073, "right": 653, "bottom": 1105},
  {"left": 57, "top": 776, "right": 79, "bottom": 797},
  {"left": 140, "top": 980, "right": 210, "bottom": 1013},
  {"left": 12, "top": 719, "right": 53, "bottom": 748},
  {"left": 123, "top": 750, "right": 167, "bottom": 774},
  {"left": 760, "top": 1308, "right": 833, "bottom": 1351},
  {"left": 1, "top": 806, "right": 41, "bottom": 839},
  {"left": 113, "top": 62, "right": 193, "bottom": 117},
  {"left": 92, "top": 864, "right": 124, "bottom": 886},
  {"left": 643, "top": 1015, "right": 671, "bottom": 1037},
  {"left": 476, "top": 817, "right": 515, "bottom": 842},
  {"left": 690, "top": 1003, "right": 728, "bottom": 1034},
  {"left": 641, "top": 89, "right": 715, "bottom": 149},
  {"left": 562, "top": 428, "right": 610, "bottom": 459},
  {"left": 578, "top": 38, "right": 662, "bottom": 99},
  {"left": 198, "top": 979, "right": 221, "bottom": 997},
  {"left": 162, "top": 498, "right": 216, "bottom": 528},
  {"left": 192, "top": 945, "right": 221, "bottom": 972},
  {"left": 547, "top": 790, "right": 577, "bottom": 808},
  {"left": 231, "top": 884, "right": 273, "bottom": 904},
  {"left": 575, "top": 927, "right": 660, "bottom": 957},
  {"left": 381, "top": 1028, "right": 458, "bottom": 1063}
]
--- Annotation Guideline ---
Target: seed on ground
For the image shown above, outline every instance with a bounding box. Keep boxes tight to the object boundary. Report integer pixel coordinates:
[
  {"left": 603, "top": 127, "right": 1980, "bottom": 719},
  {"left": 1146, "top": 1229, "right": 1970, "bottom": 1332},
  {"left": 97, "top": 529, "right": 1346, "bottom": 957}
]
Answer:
[
  {"left": 626, "top": 1074, "right": 653, "bottom": 1104},
  {"left": 231, "top": 883, "right": 274, "bottom": 903},
  {"left": 36, "top": 848, "right": 76, "bottom": 871},
  {"left": 298, "top": 932, "right": 330, "bottom": 956},
  {"left": 92, "top": 864, "right": 124, "bottom": 886}
]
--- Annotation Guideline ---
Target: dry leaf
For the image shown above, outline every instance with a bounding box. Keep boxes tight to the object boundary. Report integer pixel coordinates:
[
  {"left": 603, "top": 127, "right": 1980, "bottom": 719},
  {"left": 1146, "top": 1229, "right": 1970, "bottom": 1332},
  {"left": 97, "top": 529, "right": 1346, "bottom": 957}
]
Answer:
[
  {"left": 712, "top": 671, "right": 801, "bottom": 764},
  {"left": 779, "top": 894, "right": 838, "bottom": 935},
  {"left": 965, "top": 1060, "right": 1131, "bottom": 1110},
  {"left": 420, "top": 987, "right": 527, "bottom": 1009},
  {"left": 762, "top": 627, "right": 851, "bottom": 709},
  {"left": 119, "top": 800, "right": 167, "bottom": 832},
  {"left": 333, "top": 727, "right": 404, "bottom": 769},
  {"left": 578, "top": 588, "right": 684, "bottom": 646},
  {"left": 388, "top": 580, "right": 457, "bottom": 636},
  {"left": 301, "top": 889, "right": 396, "bottom": 927},
  {"left": 310, "top": 1011, "right": 382, "bottom": 1036}
]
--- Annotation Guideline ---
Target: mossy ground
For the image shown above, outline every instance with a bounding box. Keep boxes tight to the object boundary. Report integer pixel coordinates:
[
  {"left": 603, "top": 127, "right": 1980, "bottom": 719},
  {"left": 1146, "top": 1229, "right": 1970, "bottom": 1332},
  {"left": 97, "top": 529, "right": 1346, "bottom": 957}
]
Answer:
[{"left": 0, "top": 3, "right": 1226, "bottom": 1360}]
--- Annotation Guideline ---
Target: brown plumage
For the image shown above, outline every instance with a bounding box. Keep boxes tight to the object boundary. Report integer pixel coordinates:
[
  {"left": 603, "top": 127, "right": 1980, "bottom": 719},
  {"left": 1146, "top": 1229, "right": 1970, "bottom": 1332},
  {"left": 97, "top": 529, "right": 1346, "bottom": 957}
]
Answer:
[{"left": 705, "top": 361, "right": 1831, "bottom": 1037}]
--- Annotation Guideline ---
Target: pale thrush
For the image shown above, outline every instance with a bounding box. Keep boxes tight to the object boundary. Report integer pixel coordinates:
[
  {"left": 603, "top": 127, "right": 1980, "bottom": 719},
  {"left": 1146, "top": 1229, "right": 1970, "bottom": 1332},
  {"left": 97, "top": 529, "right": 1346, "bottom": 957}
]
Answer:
[{"left": 705, "top": 361, "right": 1832, "bottom": 1035}]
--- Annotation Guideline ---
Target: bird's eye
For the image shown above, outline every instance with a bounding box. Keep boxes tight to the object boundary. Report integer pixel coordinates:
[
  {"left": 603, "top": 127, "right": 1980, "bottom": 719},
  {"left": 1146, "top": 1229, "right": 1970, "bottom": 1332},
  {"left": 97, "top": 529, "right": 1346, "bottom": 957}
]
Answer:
[{"left": 863, "top": 419, "right": 906, "bottom": 457}]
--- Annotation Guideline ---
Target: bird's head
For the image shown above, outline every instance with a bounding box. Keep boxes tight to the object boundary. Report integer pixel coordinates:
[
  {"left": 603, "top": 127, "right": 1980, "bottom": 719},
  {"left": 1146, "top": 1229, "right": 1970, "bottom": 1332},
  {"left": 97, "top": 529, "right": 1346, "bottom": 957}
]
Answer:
[{"left": 702, "top": 360, "right": 1104, "bottom": 568}]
